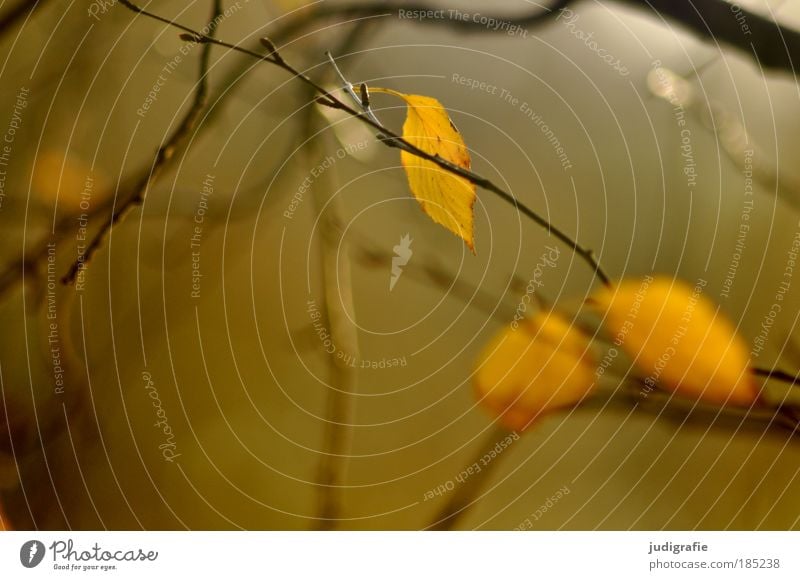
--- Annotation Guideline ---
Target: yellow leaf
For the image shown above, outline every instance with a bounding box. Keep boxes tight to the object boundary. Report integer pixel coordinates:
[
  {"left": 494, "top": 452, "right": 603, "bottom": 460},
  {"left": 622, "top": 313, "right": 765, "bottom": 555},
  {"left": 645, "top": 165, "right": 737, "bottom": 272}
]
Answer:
[
  {"left": 594, "top": 276, "right": 757, "bottom": 406},
  {"left": 372, "top": 88, "right": 476, "bottom": 252},
  {"left": 33, "top": 150, "right": 109, "bottom": 215},
  {"left": 473, "top": 313, "right": 596, "bottom": 431}
]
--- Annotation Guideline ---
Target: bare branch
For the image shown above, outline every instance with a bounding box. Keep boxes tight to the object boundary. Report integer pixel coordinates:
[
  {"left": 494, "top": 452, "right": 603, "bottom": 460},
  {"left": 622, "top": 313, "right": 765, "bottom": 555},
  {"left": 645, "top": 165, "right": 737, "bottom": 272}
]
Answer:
[
  {"left": 306, "top": 17, "right": 388, "bottom": 531},
  {"left": 60, "top": 0, "right": 224, "bottom": 285}
]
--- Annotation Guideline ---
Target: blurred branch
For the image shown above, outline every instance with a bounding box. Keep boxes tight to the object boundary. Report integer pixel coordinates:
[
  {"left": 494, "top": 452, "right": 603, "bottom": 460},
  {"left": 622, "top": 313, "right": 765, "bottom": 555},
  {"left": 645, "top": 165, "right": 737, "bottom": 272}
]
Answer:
[
  {"left": 306, "top": 18, "right": 384, "bottom": 532},
  {"left": 266, "top": 0, "right": 572, "bottom": 42},
  {"left": 754, "top": 367, "right": 800, "bottom": 387},
  {"left": 0, "top": 0, "right": 47, "bottom": 38},
  {"left": 618, "top": 380, "right": 800, "bottom": 435},
  {"left": 616, "top": 0, "right": 800, "bottom": 74},
  {"left": 428, "top": 424, "right": 514, "bottom": 531},
  {"left": 425, "top": 376, "right": 800, "bottom": 530},
  {"left": 60, "top": 0, "right": 223, "bottom": 285},
  {"left": 274, "top": 0, "right": 800, "bottom": 75},
  {"left": 307, "top": 131, "right": 358, "bottom": 531}
]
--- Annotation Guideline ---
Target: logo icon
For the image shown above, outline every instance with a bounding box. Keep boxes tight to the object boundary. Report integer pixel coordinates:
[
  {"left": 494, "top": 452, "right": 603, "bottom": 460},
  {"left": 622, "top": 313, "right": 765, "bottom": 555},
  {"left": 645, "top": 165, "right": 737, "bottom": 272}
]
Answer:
[
  {"left": 20, "top": 540, "right": 45, "bottom": 568},
  {"left": 390, "top": 234, "right": 413, "bottom": 291}
]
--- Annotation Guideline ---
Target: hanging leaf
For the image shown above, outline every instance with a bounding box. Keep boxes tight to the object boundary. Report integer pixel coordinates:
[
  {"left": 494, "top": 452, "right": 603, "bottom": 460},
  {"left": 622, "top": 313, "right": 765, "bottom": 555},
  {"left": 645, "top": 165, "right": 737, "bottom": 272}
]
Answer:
[
  {"left": 473, "top": 312, "right": 596, "bottom": 431},
  {"left": 372, "top": 88, "right": 476, "bottom": 252},
  {"left": 593, "top": 276, "right": 758, "bottom": 406}
]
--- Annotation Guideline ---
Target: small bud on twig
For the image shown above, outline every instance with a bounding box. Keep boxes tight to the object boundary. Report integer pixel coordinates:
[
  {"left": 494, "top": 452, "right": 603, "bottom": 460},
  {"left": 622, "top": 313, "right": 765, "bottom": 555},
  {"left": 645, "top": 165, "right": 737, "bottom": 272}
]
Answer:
[
  {"left": 260, "top": 37, "right": 284, "bottom": 63},
  {"left": 179, "top": 32, "right": 201, "bottom": 42}
]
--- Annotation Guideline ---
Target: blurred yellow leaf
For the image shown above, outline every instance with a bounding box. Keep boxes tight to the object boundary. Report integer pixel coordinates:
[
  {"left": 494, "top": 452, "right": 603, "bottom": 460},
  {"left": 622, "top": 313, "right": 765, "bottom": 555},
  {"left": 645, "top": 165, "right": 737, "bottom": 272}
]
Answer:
[
  {"left": 372, "top": 88, "right": 476, "bottom": 252},
  {"left": 269, "top": 0, "right": 311, "bottom": 12},
  {"left": 33, "top": 150, "right": 108, "bottom": 215},
  {"left": 594, "top": 276, "right": 757, "bottom": 406},
  {"left": 473, "top": 312, "right": 596, "bottom": 431}
]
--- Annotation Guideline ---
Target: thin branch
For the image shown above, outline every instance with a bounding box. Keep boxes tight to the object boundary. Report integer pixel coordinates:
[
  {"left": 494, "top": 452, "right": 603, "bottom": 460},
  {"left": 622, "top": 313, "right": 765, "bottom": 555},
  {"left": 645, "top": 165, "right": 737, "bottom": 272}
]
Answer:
[
  {"left": 330, "top": 227, "right": 800, "bottom": 529},
  {"left": 309, "top": 158, "right": 359, "bottom": 531},
  {"left": 428, "top": 424, "right": 514, "bottom": 531},
  {"left": 60, "top": 0, "right": 223, "bottom": 285},
  {"left": 325, "top": 51, "right": 389, "bottom": 136},
  {"left": 115, "top": 0, "right": 611, "bottom": 288},
  {"left": 0, "top": 0, "right": 48, "bottom": 38}
]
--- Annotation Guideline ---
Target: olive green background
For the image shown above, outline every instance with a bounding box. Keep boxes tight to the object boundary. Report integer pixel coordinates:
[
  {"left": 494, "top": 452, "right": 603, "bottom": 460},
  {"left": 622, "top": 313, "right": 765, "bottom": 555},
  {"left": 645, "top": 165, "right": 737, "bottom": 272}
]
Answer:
[{"left": 1, "top": 0, "right": 799, "bottom": 530}]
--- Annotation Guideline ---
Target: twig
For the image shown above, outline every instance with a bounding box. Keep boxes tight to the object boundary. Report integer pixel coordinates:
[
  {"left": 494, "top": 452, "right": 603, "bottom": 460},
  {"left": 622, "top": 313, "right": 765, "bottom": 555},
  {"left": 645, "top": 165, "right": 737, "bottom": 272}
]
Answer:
[
  {"left": 616, "top": 0, "right": 800, "bottom": 74},
  {"left": 114, "top": 0, "right": 611, "bottom": 288},
  {"left": 264, "top": 0, "right": 572, "bottom": 43},
  {"left": 60, "top": 0, "right": 223, "bottom": 285},
  {"left": 428, "top": 424, "right": 515, "bottom": 530}
]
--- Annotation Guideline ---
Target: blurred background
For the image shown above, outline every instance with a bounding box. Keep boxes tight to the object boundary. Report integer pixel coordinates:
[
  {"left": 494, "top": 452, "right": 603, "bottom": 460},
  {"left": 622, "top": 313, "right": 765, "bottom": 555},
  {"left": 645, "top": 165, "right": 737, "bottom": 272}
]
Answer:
[{"left": 1, "top": 0, "right": 800, "bottom": 530}]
